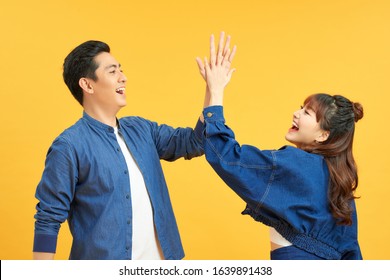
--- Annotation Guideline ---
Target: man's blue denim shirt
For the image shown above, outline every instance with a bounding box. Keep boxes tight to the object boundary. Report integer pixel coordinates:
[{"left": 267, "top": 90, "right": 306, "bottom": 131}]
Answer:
[
  {"left": 203, "top": 106, "right": 362, "bottom": 260},
  {"left": 34, "top": 112, "right": 204, "bottom": 260}
]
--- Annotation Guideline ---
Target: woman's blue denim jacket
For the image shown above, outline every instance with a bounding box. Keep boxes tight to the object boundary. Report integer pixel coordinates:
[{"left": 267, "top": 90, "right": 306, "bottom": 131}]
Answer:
[
  {"left": 34, "top": 112, "right": 204, "bottom": 259},
  {"left": 203, "top": 106, "right": 362, "bottom": 260}
]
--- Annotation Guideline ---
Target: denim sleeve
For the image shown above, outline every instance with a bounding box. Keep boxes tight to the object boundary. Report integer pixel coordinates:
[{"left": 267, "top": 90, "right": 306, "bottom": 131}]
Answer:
[
  {"left": 151, "top": 118, "right": 204, "bottom": 161},
  {"left": 203, "top": 106, "right": 275, "bottom": 205},
  {"left": 33, "top": 137, "right": 78, "bottom": 253}
]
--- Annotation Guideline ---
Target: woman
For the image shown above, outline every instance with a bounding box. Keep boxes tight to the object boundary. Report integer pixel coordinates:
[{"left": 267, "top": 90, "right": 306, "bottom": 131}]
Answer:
[{"left": 196, "top": 32, "right": 363, "bottom": 260}]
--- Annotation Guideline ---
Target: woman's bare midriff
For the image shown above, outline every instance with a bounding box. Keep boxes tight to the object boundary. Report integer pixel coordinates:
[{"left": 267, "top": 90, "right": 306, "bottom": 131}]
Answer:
[{"left": 271, "top": 241, "right": 292, "bottom": 251}]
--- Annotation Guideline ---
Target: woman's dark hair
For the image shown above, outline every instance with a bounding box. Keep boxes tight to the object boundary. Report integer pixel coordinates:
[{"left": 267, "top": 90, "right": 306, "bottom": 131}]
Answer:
[
  {"left": 63, "top": 40, "right": 110, "bottom": 106},
  {"left": 303, "top": 93, "right": 364, "bottom": 225}
]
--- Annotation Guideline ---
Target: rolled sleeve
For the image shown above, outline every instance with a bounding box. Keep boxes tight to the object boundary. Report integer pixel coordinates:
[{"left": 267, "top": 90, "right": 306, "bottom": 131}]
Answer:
[
  {"left": 193, "top": 118, "right": 204, "bottom": 142},
  {"left": 33, "top": 137, "right": 77, "bottom": 253},
  {"left": 33, "top": 234, "right": 58, "bottom": 253}
]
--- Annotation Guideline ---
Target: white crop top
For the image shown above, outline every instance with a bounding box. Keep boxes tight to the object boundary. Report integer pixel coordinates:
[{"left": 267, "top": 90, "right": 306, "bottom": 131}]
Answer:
[{"left": 270, "top": 227, "right": 292, "bottom": 247}]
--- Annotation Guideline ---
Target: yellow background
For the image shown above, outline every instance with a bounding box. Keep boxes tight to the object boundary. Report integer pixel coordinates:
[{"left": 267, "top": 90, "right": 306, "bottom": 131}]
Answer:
[{"left": 0, "top": 0, "right": 389, "bottom": 260}]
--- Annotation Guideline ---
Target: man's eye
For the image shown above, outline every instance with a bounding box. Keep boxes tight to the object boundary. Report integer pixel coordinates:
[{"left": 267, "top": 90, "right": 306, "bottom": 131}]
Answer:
[{"left": 110, "top": 70, "right": 116, "bottom": 74}]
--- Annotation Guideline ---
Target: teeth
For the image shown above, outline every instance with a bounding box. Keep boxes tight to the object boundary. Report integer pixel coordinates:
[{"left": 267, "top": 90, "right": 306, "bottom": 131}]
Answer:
[{"left": 116, "top": 87, "right": 125, "bottom": 94}]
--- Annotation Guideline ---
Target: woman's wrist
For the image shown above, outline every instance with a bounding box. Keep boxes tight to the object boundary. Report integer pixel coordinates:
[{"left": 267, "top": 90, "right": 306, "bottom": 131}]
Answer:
[{"left": 209, "top": 91, "right": 224, "bottom": 106}]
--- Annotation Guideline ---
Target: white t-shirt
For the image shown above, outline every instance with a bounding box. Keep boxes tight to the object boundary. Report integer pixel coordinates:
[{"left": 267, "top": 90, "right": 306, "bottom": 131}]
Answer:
[{"left": 114, "top": 127, "right": 164, "bottom": 260}]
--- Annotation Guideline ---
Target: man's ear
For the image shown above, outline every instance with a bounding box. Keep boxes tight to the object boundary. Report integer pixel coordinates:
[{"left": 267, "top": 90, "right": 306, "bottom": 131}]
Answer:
[
  {"left": 316, "top": 130, "right": 330, "bottom": 143},
  {"left": 79, "top": 78, "right": 93, "bottom": 94}
]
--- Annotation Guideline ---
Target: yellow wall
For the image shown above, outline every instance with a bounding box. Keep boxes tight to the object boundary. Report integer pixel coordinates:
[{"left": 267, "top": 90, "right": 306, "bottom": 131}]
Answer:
[{"left": 0, "top": 0, "right": 389, "bottom": 260}]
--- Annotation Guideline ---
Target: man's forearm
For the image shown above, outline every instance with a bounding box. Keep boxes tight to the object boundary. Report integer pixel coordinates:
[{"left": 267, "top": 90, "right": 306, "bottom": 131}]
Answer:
[
  {"left": 33, "top": 252, "right": 55, "bottom": 260},
  {"left": 200, "top": 86, "right": 211, "bottom": 123}
]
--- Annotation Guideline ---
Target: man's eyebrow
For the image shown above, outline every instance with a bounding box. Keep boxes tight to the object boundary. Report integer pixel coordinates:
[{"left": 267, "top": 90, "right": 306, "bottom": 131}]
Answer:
[{"left": 104, "top": 63, "right": 121, "bottom": 70}]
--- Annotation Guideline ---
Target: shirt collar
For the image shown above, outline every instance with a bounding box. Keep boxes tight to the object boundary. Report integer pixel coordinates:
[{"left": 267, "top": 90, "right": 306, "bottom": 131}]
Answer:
[{"left": 82, "top": 111, "right": 119, "bottom": 133}]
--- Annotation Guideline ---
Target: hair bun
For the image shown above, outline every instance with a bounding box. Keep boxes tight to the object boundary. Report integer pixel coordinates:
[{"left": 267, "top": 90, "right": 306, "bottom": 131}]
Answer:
[{"left": 353, "top": 102, "right": 364, "bottom": 122}]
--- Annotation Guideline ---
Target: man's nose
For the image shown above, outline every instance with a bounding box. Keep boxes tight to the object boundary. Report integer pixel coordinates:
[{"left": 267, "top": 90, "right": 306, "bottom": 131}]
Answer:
[{"left": 120, "top": 72, "right": 127, "bottom": 83}]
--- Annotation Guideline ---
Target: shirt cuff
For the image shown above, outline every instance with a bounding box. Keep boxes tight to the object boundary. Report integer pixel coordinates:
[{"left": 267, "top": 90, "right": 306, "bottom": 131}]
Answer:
[
  {"left": 33, "top": 233, "right": 58, "bottom": 253},
  {"left": 203, "top": 106, "right": 225, "bottom": 123}
]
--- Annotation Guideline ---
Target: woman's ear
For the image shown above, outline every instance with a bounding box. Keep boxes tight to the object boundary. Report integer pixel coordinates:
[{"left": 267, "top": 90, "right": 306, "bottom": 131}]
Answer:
[
  {"left": 79, "top": 78, "right": 94, "bottom": 94},
  {"left": 316, "top": 130, "right": 330, "bottom": 143}
]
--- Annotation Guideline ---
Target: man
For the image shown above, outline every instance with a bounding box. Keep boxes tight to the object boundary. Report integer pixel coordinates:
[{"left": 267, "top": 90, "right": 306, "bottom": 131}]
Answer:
[{"left": 33, "top": 40, "right": 204, "bottom": 260}]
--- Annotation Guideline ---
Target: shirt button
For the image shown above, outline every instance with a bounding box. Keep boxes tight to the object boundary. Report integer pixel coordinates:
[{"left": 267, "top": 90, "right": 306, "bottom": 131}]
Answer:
[
  {"left": 126, "top": 194, "right": 130, "bottom": 199},
  {"left": 124, "top": 170, "right": 128, "bottom": 174},
  {"left": 206, "top": 112, "right": 213, "bottom": 118},
  {"left": 127, "top": 220, "right": 131, "bottom": 224},
  {"left": 116, "top": 148, "right": 120, "bottom": 152}
]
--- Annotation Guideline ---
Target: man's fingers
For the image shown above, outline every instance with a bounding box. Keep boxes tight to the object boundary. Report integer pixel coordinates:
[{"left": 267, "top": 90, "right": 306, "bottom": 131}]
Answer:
[
  {"left": 196, "top": 57, "right": 206, "bottom": 79},
  {"left": 223, "top": 35, "right": 231, "bottom": 57},
  {"left": 196, "top": 57, "right": 204, "bottom": 68},
  {"left": 216, "top": 31, "right": 225, "bottom": 65},
  {"left": 204, "top": 57, "right": 211, "bottom": 72},
  {"left": 228, "top": 45, "right": 237, "bottom": 63},
  {"left": 210, "top": 34, "right": 216, "bottom": 66}
]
